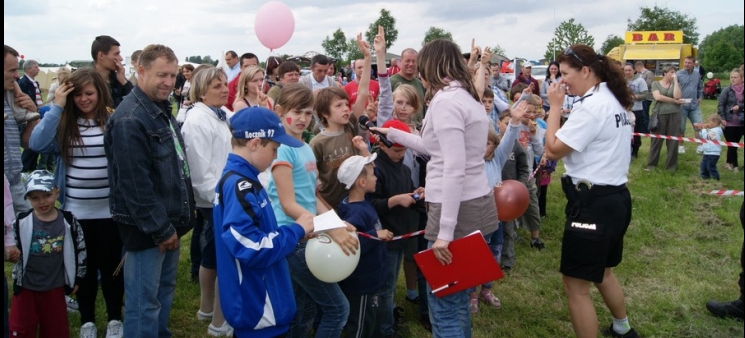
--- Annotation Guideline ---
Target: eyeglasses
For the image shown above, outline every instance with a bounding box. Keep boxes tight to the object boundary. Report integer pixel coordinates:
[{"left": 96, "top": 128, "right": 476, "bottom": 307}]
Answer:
[{"left": 564, "top": 47, "right": 584, "bottom": 65}]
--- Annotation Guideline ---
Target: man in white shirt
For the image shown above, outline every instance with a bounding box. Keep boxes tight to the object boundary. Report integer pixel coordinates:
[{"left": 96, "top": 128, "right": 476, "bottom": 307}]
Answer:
[
  {"left": 299, "top": 54, "right": 338, "bottom": 92},
  {"left": 223, "top": 50, "right": 240, "bottom": 83}
]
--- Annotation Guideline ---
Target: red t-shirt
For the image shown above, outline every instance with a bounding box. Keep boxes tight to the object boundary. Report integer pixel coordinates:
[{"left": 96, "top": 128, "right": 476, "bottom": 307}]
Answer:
[
  {"left": 344, "top": 80, "right": 380, "bottom": 107},
  {"left": 226, "top": 73, "right": 241, "bottom": 112}
]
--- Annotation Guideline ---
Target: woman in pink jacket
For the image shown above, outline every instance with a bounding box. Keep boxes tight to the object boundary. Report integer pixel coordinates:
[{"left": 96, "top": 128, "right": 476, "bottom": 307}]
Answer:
[{"left": 373, "top": 39, "right": 499, "bottom": 338}]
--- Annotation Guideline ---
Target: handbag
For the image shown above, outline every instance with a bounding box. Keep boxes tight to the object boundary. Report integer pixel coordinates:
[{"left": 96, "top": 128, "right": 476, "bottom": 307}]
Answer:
[{"left": 648, "top": 102, "right": 660, "bottom": 131}]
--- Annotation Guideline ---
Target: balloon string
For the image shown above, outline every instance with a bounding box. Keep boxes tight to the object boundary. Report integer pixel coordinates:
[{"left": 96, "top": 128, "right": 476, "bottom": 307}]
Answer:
[{"left": 358, "top": 230, "right": 425, "bottom": 241}]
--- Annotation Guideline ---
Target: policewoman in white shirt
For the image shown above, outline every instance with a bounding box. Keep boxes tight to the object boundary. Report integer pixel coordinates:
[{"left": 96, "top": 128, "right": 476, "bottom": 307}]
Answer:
[{"left": 544, "top": 44, "right": 640, "bottom": 338}]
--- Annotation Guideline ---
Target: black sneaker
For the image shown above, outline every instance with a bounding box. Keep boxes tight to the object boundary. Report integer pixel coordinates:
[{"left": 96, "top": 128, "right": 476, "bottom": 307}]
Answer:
[
  {"left": 601, "top": 324, "right": 640, "bottom": 338},
  {"left": 530, "top": 238, "right": 545, "bottom": 250},
  {"left": 393, "top": 306, "right": 405, "bottom": 327},
  {"left": 706, "top": 299, "right": 744, "bottom": 320}
]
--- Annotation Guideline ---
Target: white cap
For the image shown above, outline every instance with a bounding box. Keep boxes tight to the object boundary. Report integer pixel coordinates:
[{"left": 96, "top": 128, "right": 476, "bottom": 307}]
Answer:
[{"left": 337, "top": 154, "right": 377, "bottom": 190}]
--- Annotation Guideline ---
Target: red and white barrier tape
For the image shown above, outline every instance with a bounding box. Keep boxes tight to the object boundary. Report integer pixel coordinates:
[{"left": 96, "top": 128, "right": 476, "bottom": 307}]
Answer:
[
  {"left": 358, "top": 230, "right": 425, "bottom": 241},
  {"left": 633, "top": 133, "right": 744, "bottom": 148},
  {"left": 708, "top": 190, "right": 744, "bottom": 196}
]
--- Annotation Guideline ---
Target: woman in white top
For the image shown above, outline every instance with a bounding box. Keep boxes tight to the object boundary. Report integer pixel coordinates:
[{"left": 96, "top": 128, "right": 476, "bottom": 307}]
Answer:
[
  {"left": 545, "top": 44, "right": 639, "bottom": 338},
  {"left": 29, "top": 68, "right": 124, "bottom": 338},
  {"left": 179, "top": 66, "right": 234, "bottom": 336}
]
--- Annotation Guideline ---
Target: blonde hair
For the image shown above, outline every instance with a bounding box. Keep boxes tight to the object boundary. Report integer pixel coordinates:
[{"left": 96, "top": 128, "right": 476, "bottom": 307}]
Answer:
[
  {"left": 392, "top": 84, "right": 421, "bottom": 113},
  {"left": 57, "top": 68, "right": 72, "bottom": 84},
  {"left": 236, "top": 66, "right": 265, "bottom": 100},
  {"left": 731, "top": 68, "right": 744, "bottom": 80},
  {"left": 707, "top": 114, "right": 723, "bottom": 126}
]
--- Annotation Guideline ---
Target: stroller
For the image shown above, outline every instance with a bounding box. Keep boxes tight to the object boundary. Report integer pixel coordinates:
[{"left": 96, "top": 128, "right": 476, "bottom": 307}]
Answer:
[{"left": 704, "top": 77, "right": 721, "bottom": 99}]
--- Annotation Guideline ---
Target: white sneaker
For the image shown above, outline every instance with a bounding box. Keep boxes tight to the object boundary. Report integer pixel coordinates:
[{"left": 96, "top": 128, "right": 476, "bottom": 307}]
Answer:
[
  {"left": 66, "top": 295, "right": 79, "bottom": 313},
  {"left": 80, "top": 322, "right": 97, "bottom": 338},
  {"left": 106, "top": 320, "right": 123, "bottom": 338},
  {"left": 197, "top": 309, "right": 214, "bottom": 321},
  {"left": 678, "top": 145, "right": 686, "bottom": 153},
  {"left": 696, "top": 145, "right": 703, "bottom": 154},
  {"left": 208, "top": 322, "right": 234, "bottom": 336}
]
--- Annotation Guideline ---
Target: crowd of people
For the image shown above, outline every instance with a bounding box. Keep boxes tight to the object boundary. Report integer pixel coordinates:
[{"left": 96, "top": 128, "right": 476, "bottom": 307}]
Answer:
[{"left": 3, "top": 27, "right": 744, "bottom": 338}]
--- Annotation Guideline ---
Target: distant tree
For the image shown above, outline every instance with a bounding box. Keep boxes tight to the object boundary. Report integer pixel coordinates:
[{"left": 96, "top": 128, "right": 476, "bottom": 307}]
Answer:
[
  {"left": 364, "top": 9, "right": 398, "bottom": 54},
  {"left": 699, "top": 24, "right": 743, "bottom": 73},
  {"left": 422, "top": 26, "right": 453, "bottom": 45},
  {"left": 490, "top": 44, "right": 507, "bottom": 58},
  {"left": 600, "top": 34, "right": 625, "bottom": 55},
  {"left": 627, "top": 5, "right": 699, "bottom": 45},
  {"left": 322, "top": 28, "right": 349, "bottom": 60},
  {"left": 544, "top": 18, "right": 595, "bottom": 61},
  {"left": 202, "top": 55, "right": 217, "bottom": 66}
]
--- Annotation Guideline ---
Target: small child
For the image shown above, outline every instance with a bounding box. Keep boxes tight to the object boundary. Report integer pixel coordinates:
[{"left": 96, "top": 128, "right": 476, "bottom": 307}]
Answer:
[
  {"left": 213, "top": 107, "right": 315, "bottom": 338},
  {"left": 336, "top": 154, "right": 393, "bottom": 338},
  {"left": 9, "top": 170, "right": 87, "bottom": 338},
  {"left": 470, "top": 103, "right": 526, "bottom": 313},
  {"left": 369, "top": 119, "right": 424, "bottom": 336},
  {"left": 697, "top": 115, "right": 725, "bottom": 180},
  {"left": 481, "top": 88, "right": 499, "bottom": 132}
]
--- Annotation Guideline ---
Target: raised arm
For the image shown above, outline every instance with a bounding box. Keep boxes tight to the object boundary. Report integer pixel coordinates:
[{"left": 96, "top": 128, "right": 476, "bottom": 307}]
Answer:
[
  {"left": 374, "top": 26, "right": 393, "bottom": 126},
  {"left": 352, "top": 33, "right": 372, "bottom": 120}
]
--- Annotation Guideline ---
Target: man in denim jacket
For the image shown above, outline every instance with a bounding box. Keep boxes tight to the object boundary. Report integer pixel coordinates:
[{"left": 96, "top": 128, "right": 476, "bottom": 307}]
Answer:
[{"left": 104, "top": 44, "right": 194, "bottom": 338}]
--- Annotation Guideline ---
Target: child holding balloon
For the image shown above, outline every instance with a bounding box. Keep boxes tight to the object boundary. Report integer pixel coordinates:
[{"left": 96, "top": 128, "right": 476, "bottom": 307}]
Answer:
[
  {"left": 336, "top": 154, "right": 393, "bottom": 338},
  {"left": 213, "top": 107, "right": 315, "bottom": 338},
  {"left": 267, "top": 83, "right": 359, "bottom": 337},
  {"left": 469, "top": 101, "right": 528, "bottom": 313}
]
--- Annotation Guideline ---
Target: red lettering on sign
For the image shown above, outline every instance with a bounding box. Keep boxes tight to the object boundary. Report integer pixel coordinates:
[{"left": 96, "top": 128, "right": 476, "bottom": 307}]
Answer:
[
  {"left": 664, "top": 33, "right": 675, "bottom": 41},
  {"left": 632, "top": 34, "right": 643, "bottom": 41},
  {"left": 648, "top": 33, "right": 659, "bottom": 41}
]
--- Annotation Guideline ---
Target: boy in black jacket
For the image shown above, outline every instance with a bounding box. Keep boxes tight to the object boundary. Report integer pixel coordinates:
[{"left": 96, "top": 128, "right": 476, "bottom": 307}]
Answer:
[
  {"left": 369, "top": 120, "right": 425, "bottom": 337},
  {"left": 496, "top": 112, "right": 530, "bottom": 272}
]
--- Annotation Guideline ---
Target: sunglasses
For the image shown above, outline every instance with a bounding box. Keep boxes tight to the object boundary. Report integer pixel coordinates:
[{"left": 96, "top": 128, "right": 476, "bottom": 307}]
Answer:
[{"left": 564, "top": 47, "right": 584, "bottom": 65}]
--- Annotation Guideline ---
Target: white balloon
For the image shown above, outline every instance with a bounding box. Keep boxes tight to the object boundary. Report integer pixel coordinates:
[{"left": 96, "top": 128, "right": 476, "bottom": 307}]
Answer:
[{"left": 305, "top": 232, "right": 360, "bottom": 283}]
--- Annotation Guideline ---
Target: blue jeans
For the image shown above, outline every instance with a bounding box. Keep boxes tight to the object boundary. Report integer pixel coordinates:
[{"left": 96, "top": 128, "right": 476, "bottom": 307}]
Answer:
[
  {"left": 380, "top": 248, "right": 405, "bottom": 335},
  {"left": 700, "top": 155, "right": 720, "bottom": 180},
  {"left": 123, "top": 245, "right": 180, "bottom": 338},
  {"left": 680, "top": 104, "right": 702, "bottom": 135},
  {"left": 286, "top": 242, "right": 348, "bottom": 338},
  {"left": 480, "top": 229, "right": 503, "bottom": 289},
  {"left": 427, "top": 241, "right": 472, "bottom": 338}
]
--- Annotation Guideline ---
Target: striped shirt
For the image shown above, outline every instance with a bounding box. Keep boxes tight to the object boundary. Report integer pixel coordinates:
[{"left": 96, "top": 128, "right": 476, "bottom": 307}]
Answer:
[
  {"left": 4, "top": 99, "right": 23, "bottom": 185},
  {"left": 64, "top": 118, "right": 110, "bottom": 219}
]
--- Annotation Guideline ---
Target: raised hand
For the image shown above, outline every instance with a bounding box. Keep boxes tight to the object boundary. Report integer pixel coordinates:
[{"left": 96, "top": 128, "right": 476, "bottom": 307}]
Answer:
[
  {"left": 257, "top": 85, "right": 269, "bottom": 107},
  {"left": 547, "top": 81, "right": 566, "bottom": 109},
  {"left": 511, "top": 101, "right": 529, "bottom": 124},
  {"left": 373, "top": 25, "right": 386, "bottom": 54},
  {"left": 481, "top": 47, "right": 492, "bottom": 65},
  {"left": 357, "top": 33, "right": 371, "bottom": 58},
  {"left": 54, "top": 82, "right": 74, "bottom": 107}
]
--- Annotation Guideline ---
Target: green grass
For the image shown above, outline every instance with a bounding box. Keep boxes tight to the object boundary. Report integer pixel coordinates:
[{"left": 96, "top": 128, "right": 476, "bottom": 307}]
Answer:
[{"left": 6, "top": 97, "right": 743, "bottom": 338}]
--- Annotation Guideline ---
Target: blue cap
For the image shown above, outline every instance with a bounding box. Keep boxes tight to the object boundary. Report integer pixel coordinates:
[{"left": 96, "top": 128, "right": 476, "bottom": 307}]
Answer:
[{"left": 230, "top": 106, "right": 303, "bottom": 148}]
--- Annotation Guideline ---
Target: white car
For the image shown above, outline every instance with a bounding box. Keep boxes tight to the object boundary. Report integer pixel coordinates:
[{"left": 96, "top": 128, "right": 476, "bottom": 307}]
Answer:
[{"left": 531, "top": 65, "right": 548, "bottom": 83}]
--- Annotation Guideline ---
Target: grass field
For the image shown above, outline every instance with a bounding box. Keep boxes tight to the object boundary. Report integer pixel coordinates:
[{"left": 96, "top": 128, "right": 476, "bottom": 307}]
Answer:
[{"left": 6, "top": 95, "right": 744, "bottom": 338}]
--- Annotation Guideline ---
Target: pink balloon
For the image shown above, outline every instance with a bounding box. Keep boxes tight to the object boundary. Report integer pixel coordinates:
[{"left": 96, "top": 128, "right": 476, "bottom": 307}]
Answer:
[{"left": 254, "top": 1, "right": 295, "bottom": 51}]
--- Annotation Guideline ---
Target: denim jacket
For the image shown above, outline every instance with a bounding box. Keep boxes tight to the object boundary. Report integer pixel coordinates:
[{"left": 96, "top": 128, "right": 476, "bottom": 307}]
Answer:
[{"left": 105, "top": 86, "right": 195, "bottom": 251}]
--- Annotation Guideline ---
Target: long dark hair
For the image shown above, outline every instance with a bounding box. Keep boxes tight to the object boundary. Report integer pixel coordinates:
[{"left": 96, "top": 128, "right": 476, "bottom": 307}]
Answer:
[
  {"left": 56, "top": 68, "right": 113, "bottom": 165},
  {"left": 556, "top": 44, "right": 632, "bottom": 109},
  {"left": 418, "top": 39, "right": 480, "bottom": 103}
]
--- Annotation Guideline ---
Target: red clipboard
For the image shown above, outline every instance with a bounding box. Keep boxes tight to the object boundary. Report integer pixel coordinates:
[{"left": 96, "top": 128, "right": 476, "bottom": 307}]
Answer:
[{"left": 414, "top": 231, "right": 504, "bottom": 297}]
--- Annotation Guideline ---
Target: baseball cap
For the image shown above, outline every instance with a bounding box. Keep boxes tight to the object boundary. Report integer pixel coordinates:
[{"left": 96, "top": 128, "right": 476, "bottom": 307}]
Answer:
[
  {"left": 24, "top": 170, "right": 56, "bottom": 198},
  {"left": 381, "top": 120, "right": 410, "bottom": 147},
  {"left": 230, "top": 106, "right": 303, "bottom": 148},
  {"left": 522, "top": 62, "right": 532, "bottom": 68},
  {"left": 337, "top": 153, "right": 377, "bottom": 190}
]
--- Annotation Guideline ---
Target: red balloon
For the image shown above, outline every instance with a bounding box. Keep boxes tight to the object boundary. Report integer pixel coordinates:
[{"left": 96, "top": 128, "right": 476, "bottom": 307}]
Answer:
[
  {"left": 493, "top": 180, "right": 529, "bottom": 221},
  {"left": 20, "top": 54, "right": 25, "bottom": 60}
]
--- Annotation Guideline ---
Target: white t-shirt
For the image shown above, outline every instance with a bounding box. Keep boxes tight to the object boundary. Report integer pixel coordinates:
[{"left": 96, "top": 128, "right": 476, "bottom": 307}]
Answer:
[{"left": 555, "top": 83, "right": 631, "bottom": 186}]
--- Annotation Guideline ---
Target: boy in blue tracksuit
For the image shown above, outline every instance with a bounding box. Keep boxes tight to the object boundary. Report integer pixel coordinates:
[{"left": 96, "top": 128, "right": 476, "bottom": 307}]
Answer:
[
  {"left": 213, "top": 107, "right": 315, "bottom": 338},
  {"left": 336, "top": 154, "right": 393, "bottom": 338}
]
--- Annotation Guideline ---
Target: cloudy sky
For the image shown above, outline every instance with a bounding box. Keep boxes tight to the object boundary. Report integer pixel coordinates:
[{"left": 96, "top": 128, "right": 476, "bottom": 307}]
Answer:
[{"left": 4, "top": 0, "right": 743, "bottom": 65}]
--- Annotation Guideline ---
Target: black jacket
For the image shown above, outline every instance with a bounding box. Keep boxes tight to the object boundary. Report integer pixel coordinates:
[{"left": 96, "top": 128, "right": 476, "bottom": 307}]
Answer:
[
  {"left": 17, "top": 75, "right": 39, "bottom": 106},
  {"left": 500, "top": 140, "right": 530, "bottom": 185},
  {"left": 108, "top": 71, "right": 134, "bottom": 107},
  {"left": 370, "top": 150, "right": 420, "bottom": 250}
]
